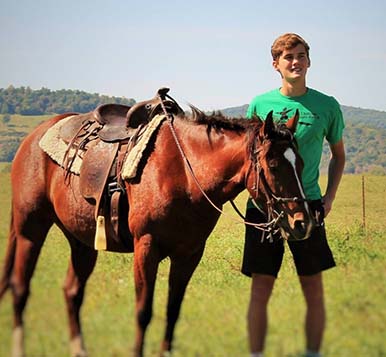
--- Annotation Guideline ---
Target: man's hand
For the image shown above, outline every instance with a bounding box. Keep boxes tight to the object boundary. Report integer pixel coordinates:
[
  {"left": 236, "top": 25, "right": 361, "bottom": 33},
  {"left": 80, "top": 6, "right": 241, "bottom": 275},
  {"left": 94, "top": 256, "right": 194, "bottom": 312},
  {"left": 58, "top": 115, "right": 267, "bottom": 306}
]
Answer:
[{"left": 322, "top": 194, "right": 334, "bottom": 218}]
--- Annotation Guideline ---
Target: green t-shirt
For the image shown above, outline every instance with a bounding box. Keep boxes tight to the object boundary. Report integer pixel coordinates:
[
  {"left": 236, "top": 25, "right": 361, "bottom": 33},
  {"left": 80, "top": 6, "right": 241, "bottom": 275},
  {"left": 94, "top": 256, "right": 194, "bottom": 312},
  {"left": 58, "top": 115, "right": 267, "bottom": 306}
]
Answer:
[{"left": 247, "top": 87, "right": 344, "bottom": 204}]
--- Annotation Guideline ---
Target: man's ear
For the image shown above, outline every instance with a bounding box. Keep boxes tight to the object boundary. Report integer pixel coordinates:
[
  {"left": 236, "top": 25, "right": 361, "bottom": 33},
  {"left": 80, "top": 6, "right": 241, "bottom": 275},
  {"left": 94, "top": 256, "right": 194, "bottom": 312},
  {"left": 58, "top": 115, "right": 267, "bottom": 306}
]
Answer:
[
  {"left": 272, "top": 59, "right": 279, "bottom": 71},
  {"left": 273, "top": 59, "right": 283, "bottom": 77}
]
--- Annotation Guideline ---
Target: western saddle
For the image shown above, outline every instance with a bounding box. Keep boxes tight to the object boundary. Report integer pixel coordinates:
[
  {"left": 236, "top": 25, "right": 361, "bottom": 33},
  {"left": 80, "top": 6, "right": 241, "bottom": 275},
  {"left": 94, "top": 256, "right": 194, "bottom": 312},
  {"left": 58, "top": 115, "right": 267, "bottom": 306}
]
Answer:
[{"left": 59, "top": 87, "right": 184, "bottom": 251}]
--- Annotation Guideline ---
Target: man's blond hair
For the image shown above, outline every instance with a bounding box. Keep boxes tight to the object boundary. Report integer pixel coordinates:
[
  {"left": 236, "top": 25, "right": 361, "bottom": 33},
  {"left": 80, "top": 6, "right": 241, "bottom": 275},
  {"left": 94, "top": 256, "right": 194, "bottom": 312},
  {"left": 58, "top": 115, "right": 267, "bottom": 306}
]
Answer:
[{"left": 271, "top": 33, "right": 310, "bottom": 60}]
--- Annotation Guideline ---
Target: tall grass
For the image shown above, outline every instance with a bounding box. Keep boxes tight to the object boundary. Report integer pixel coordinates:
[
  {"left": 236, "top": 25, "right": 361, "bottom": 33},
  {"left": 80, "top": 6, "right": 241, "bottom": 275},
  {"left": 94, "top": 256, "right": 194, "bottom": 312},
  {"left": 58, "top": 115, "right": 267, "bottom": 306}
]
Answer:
[{"left": 0, "top": 169, "right": 385, "bottom": 356}]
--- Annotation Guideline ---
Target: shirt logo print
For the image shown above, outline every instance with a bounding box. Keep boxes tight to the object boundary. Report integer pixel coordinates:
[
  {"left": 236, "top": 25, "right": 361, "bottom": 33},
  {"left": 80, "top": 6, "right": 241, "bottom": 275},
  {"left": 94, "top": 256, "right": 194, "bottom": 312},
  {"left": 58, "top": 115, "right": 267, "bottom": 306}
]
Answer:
[{"left": 277, "top": 108, "right": 292, "bottom": 123}]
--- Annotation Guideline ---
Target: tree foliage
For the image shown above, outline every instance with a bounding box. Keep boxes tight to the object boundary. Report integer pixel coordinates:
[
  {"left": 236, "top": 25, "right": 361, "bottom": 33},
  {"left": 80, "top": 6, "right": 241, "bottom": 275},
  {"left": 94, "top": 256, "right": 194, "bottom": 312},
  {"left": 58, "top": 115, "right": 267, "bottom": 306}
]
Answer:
[
  {"left": 0, "top": 85, "right": 135, "bottom": 115},
  {"left": 320, "top": 122, "right": 386, "bottom": 174},
  {"left": 221, "top": 104, "right": 386, "bottom": 175},
  {"left": 1, "top": 86, "right": 385, "bottom": 174}
]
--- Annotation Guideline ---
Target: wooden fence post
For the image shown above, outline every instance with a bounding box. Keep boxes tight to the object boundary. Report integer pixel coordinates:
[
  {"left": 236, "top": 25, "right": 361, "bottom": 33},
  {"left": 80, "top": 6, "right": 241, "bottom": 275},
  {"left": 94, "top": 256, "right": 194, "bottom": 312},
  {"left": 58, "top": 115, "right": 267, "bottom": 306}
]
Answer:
[{"left": 362, "top": 175, "right": 366, "bottom": 230}]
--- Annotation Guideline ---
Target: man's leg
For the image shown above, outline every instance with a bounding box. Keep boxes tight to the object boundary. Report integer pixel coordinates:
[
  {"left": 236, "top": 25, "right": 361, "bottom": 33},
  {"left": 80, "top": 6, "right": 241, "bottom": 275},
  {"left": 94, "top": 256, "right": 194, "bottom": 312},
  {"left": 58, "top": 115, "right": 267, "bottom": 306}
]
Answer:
[
  {"left": 299, "top": 272, "right": 325, "bottom": 353},
  {"left": 248, "top": 273, "right": 276, "bottom": 354}
]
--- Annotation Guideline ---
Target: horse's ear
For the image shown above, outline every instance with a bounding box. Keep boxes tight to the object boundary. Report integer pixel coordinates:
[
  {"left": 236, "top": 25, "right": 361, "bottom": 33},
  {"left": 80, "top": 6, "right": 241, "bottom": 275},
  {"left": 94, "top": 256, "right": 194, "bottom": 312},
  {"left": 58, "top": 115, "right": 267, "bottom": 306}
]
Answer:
[
  {"left": 263, "top": 110, "right": 275, "bottom": 138},
  {"left": 285, "top": 109, "right": 299, "bottom": 134},
  {"left": 250, "top": 113, "right": 264, "bottom": 125}
]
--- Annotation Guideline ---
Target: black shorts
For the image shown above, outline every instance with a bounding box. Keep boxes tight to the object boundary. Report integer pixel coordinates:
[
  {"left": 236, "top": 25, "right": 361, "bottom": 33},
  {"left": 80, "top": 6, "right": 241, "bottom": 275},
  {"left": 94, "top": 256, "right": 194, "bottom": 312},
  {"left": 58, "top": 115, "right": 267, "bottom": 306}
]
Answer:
[{"left": 241, "top": 200, "right": 336, "bottom": 277}]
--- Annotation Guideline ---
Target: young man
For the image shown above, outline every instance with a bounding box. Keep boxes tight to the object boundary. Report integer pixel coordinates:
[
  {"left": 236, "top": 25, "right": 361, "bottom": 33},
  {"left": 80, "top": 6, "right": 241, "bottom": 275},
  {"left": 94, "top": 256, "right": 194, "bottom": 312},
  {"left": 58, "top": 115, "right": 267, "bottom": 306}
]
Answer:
[{"left": 241, "top": 33, "right": 345, "bottom": 357}]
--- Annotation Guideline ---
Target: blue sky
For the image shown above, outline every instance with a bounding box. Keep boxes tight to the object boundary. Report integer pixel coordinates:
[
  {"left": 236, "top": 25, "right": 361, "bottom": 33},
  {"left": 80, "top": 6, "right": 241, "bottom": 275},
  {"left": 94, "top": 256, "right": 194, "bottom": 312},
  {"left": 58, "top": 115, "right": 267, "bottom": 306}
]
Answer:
[{"left": 1, "top": 0, "right": 386, "bottom": 112}]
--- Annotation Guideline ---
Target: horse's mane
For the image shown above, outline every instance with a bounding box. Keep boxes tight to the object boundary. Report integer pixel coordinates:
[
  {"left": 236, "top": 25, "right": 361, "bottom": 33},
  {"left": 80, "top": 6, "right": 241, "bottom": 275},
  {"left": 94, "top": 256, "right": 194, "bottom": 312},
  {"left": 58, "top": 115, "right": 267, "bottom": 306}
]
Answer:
[
  {"left": 270, "top": 123, "right": 295, "bottom": 142},
  {"left": 182, "top": 106, "right": 293, "bottom": 143},
  {"left": 247, "top": 113, "right": 294, "bottom": 143},
  {"left": 183, "top": 105, "right": 261, "bottom": 134}
]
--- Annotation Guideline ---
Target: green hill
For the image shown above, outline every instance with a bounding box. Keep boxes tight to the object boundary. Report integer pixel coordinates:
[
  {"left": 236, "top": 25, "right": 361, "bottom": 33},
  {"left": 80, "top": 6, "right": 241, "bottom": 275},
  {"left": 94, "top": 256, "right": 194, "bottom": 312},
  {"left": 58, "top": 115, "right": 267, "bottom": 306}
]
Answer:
[
  {"left": 219, "top": 104, "right": 386, "bottom": 175},
  {"left": 0, "top": 87, "right": 385, "bottom": 174},
  {"left": 219, "top": 104, "right": 386, "bottom": 129},
  {"left": 0, "top": 86, "right": 136, "bottom": 162},
  {"left": 0, "top": 86, "right": 135, "bottom": 115}
]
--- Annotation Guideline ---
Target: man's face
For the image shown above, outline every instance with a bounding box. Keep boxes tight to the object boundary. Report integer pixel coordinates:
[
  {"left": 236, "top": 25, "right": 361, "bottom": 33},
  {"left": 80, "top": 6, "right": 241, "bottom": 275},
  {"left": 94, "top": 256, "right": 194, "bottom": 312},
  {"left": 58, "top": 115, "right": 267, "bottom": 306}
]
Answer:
[{"left": 273, "top": 44, "right": 310, "bottom": 83}]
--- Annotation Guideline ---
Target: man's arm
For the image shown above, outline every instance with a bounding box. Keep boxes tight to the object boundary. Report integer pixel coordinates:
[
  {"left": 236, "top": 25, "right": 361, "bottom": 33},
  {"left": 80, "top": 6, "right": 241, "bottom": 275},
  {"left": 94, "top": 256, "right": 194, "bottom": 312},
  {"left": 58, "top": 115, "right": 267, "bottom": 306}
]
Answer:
[{"left": 323, "top": 139, "right": 345, "bottom": 217}]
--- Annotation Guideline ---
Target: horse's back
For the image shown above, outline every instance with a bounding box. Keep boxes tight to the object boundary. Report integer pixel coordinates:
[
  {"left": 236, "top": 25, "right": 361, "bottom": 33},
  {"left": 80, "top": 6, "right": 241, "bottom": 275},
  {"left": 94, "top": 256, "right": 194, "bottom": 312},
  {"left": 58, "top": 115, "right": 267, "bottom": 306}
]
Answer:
[
  {"left": 10, "top": 114, "right": 76, "bottom": 226},
  {"left": 10, "top": 112, "right": 127, "bottom": 249},
  {"left": 12, "top": 113, "right": 73, "bottom": 171},
  {"left": 12, "top": 113, "right": 73, "bottom": 181}
]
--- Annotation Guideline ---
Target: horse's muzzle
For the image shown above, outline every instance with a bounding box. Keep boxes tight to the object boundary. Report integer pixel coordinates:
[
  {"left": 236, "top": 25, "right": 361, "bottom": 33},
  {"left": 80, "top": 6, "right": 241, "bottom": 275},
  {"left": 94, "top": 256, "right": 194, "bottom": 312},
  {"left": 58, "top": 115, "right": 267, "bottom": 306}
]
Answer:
[{"left": 282, "top": 211, "right": 314, "bottom": 241}]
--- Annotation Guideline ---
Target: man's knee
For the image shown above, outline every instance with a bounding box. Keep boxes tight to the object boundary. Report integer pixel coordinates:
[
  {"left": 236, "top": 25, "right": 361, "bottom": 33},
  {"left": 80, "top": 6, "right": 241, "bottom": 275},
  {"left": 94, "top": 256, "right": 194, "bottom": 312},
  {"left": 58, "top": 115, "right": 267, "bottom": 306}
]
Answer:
[
  {"left": 250, "top": 274, "right": 275, "bottom": 303},
  {"left": 299, "top": 273, "right": 324, "bottom": 303}
]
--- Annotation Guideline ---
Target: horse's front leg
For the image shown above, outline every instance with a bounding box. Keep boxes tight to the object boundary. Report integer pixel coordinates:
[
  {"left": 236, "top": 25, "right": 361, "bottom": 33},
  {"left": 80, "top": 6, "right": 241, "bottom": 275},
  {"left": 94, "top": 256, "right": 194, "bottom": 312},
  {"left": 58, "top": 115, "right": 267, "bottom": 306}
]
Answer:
[
  {"left": 161, "top": 246, "right": 205, "bottom": 355},
  {"left": 133, "top": 234, "right": 160, "bottom": 357},
  {"left": 63, "top": 235, "right": 98, "bottom": 357}
]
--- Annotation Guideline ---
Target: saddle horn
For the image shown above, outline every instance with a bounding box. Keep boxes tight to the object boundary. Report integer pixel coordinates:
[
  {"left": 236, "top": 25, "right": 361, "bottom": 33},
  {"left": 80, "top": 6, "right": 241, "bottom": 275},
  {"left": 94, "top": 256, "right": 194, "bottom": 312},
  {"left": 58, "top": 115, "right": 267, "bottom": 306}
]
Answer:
[{"left": 126, "top": 87, "right": 184, "bottom": 128}]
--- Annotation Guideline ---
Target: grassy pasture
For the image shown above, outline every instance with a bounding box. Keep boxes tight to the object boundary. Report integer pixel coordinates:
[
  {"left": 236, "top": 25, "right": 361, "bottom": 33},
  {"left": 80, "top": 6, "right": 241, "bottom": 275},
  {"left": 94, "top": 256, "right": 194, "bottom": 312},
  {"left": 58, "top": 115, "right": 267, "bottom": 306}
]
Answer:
[
  {"left": 0, "top": 114, "right": 50, "bottom": 140},
  {"left": 0, "top": 168, "right": 385, "bottom": 356}
]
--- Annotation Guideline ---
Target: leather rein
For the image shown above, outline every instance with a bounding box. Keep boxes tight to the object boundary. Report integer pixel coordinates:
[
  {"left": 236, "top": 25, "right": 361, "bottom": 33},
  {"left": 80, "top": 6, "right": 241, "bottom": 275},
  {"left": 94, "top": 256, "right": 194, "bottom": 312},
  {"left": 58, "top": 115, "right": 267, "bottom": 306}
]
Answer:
[{"left": 157, "top": 94, "right": 304, "bottom": 239}]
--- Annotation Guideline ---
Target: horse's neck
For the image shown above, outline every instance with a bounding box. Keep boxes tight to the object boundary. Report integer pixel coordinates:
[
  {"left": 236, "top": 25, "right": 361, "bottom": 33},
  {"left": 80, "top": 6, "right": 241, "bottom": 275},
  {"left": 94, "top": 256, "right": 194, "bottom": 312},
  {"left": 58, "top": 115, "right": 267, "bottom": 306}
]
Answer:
[{"left": 174, "top": 120, "right": 249, "bottom": 202}]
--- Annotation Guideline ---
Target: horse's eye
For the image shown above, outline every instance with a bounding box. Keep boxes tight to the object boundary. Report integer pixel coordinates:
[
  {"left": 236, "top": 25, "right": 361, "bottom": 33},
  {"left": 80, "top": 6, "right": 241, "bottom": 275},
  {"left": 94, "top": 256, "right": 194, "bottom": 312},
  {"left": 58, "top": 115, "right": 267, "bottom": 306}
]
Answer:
[{"left": 268, "top": 159, "right": 279, "bottom": 169}]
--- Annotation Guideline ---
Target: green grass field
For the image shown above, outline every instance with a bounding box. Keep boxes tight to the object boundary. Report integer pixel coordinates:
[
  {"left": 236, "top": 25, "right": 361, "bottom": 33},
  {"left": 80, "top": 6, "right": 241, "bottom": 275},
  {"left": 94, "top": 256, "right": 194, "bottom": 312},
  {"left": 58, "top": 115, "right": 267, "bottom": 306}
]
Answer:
[{"left": 0, "top": 168, "right": 385, "bottom": 356}]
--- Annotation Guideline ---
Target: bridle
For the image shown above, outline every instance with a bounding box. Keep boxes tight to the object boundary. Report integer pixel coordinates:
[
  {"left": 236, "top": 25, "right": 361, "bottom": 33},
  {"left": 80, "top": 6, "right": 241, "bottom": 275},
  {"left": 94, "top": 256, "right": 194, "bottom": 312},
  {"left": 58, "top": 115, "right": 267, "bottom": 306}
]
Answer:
[
  {"left": 244, "top": 139, "right": 306, "bottom": 241},
  {"left": 157, "top": 93, "right": 306, "bottom": 241}
]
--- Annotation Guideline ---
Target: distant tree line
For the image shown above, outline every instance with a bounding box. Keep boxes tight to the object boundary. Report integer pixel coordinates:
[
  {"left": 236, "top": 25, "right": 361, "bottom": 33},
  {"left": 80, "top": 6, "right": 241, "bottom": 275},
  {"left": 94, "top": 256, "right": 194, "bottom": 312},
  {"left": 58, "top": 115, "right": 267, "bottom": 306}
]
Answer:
[
  {"left": 0, "top": 86, "right": 135, "bottom": 115},
  {"left": 222, "top": 104, "right": 386, "bottom": 175},
  {"left": 1, "top": 86, "right": 385, "bottom": 174},
  {"left": 320, "top": 122, "right": 386, "bottom": 175}
]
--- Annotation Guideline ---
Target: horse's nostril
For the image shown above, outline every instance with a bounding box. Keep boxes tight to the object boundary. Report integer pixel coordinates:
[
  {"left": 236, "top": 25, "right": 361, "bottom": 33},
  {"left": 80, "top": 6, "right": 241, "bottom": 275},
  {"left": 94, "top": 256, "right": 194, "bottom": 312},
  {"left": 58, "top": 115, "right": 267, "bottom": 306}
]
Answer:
[
  {"left": 294, "top": 220, "right": 306, "bottom": 232},
  {"left": 292, "top": 212, "right": 306, "bottom": 232}
]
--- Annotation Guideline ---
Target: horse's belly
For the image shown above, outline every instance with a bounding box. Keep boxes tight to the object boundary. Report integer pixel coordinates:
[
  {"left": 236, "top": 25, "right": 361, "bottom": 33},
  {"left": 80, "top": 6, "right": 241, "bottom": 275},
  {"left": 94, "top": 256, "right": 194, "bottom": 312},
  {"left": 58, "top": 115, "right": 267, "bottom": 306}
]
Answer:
[
  {"left": 50, "top": 173, "right": 133, "bottom": 252},
  {"left": 50, "top": 173, "right": 96, "bottom": 246}
]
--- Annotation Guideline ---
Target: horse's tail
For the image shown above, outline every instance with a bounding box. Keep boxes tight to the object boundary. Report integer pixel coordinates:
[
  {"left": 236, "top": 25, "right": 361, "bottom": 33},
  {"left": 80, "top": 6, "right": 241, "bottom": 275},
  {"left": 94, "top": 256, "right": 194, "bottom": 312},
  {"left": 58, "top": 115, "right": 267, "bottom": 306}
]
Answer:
[{"left": 0, "top": 213, "right": 16, "bottom": 301}]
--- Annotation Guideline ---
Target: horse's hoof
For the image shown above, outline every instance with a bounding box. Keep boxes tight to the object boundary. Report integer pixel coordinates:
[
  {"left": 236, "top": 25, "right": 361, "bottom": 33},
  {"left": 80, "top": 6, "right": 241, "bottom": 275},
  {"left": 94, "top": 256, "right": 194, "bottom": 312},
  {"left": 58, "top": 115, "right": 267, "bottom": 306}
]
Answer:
[
  {"left": 12, "top": 326, "right": 25, "bottom": 357},
  {"left": 70, "top": 335, "right": 88, "bottom": 357},
  {"left": 71, "top": 349, "right": 88, "bottom": 357}
]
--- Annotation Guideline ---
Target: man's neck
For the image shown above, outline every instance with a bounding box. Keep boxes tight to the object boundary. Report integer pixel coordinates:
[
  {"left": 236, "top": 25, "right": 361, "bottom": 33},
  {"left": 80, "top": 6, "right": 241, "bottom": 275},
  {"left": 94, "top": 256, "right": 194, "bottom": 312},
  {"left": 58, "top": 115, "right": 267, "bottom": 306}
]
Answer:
[{"left": 280, "top": 81, "right": 307, "bottom": 97}]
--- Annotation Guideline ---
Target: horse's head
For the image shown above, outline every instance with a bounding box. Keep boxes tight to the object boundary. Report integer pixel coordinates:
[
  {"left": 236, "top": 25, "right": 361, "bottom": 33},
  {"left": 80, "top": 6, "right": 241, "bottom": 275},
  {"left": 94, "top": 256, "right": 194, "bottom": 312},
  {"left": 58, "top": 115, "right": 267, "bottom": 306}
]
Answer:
[{"left": 247, "top": 110, "right": 314, "bottom": 241}]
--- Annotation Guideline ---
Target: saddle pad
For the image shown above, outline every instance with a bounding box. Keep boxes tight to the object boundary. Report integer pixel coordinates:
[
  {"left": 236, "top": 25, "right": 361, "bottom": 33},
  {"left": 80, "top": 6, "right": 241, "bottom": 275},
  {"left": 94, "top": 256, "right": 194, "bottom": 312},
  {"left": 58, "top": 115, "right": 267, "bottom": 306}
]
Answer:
[
  {"left": 39, "top": 115, "right": 83, "bottom": 174},
  {"left": 121, "top": 114, "right": 166, "bottom": 179}
]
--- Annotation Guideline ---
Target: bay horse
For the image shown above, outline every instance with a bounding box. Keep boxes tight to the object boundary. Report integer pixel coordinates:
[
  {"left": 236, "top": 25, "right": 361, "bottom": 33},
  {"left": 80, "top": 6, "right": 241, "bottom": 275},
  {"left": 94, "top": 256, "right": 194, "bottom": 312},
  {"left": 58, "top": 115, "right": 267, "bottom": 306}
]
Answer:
[{"left": 0, "top": 93, "right": 313, "bottom": 357}]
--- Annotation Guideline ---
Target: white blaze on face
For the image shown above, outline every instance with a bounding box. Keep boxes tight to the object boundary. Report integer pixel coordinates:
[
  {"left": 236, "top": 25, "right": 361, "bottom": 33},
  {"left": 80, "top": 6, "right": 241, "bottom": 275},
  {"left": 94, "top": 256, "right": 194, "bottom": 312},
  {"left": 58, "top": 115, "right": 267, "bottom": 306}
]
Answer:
[
  {"left": 283, "top": 148, "right": 306, "bottom": 201},
  {"left": 283, "top": 147, "right": 313, "bottom": 239}
]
